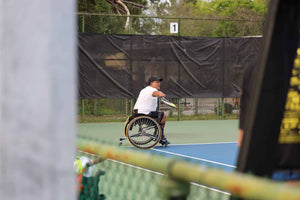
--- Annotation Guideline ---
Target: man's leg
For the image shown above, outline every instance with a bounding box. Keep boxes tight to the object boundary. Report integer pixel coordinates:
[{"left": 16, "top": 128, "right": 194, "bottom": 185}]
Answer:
[
  {"left": 160, "top": 113, "right": 166, "bottom": 128},
  {"left": 148, "top": 111, "right": 169, "bottom": 145},
  {"left": 159, "top": 112, "right": 169, "bottom": 145}
]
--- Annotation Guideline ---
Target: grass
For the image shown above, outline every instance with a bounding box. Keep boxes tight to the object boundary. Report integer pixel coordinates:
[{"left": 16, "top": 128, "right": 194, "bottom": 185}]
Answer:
[{"left": 78, "top": 113, "right": 239, "bottom": 123}]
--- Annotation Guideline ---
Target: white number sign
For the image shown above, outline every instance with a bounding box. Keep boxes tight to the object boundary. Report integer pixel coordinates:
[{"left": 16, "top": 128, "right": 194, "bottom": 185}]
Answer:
[{"left": 170, "top": 22, "right": 178, "bottom": 34}]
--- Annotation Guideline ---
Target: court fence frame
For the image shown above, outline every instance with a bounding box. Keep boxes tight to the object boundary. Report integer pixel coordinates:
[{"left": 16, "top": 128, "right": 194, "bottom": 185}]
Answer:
[{"left": 78, "top": 97, "right": 240, "bottom": 122}]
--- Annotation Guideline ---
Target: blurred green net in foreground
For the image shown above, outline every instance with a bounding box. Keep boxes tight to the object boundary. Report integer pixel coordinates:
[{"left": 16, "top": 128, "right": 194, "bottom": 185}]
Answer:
[
  {"left": 76, "top": 139, "right": 300, "bottom": 200},
  {"left": 77, "top": 151, "right": 229, "bottom": 200}
]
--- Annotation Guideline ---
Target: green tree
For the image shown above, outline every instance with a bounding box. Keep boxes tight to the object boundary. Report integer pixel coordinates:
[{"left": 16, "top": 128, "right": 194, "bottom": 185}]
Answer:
[
  {"left": 78, "top": 0, "right": 269, "bottom": 36},
  {"left": 78, "top": 0, "right": 149, "bottom": 34},
  {"left": 157, "top": 0, "right": 268, "bottom": 37},
  {"left": 208, "top": 0, "right": 268, "bottom": 36}
]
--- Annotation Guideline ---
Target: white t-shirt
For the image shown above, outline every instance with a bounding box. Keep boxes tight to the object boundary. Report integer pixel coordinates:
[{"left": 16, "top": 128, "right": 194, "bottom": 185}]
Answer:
[{"left": 133, "top": 86, "right": 158, "bottom": 114}]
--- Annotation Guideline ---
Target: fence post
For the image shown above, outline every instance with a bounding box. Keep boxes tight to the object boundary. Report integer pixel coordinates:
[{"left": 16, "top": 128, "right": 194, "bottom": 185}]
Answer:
[
  {"left": 120, "top": 98, "right": 123, "bottom": 114},
  {"left": 126, "top": 98, "right": 128, "bottom": 115},
  {"left": 221, "top": 98, "right": 225, "bottom": 119},
  {"left": 130, "top": 99, "right": 134, "bottom": 113},
  {"left": 94, "top": 99, "right": 98, "bottom": 115},
  {"left": 129, "top": 15, "right": 132, "bottom": 34},
  {"left": 177, "top": 98, "right": 181, "bottom": 121},
  {"left": 194, "top": 98, "right": 198, "bottom": 115},
  {"left": 178, "top": 18, "right": 181, "bottom": 36},
  {"left": 82, "top": 15, "right": 85, "bottom": 32},
  {"left": 81, "top": 99, "right": 85, "bottom": 122},
  {"left": 217, "top": 98, "right": 220, "bottom": 116}
]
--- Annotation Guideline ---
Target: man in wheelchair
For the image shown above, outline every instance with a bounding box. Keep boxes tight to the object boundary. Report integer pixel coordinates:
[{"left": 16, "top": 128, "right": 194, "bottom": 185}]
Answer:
[{"left": 133, "top": 76, "right": 170, "bottom": 145}]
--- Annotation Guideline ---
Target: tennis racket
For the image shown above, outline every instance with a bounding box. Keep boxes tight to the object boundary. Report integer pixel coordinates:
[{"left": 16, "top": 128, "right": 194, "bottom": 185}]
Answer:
[{"left": 161, "top": 97, "right": 176, "bottom": 108}]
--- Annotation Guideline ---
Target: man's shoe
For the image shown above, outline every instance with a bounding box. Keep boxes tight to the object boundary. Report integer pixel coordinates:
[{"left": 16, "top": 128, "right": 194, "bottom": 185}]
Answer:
[{"left": 160, "top": 138, "right": 170, "bottom": 147}]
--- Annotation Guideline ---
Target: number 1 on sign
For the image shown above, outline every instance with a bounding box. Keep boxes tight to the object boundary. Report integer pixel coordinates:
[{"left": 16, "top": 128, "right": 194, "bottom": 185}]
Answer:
[{"left": 170, "top": 22, "right": 178, "bottom": 34}]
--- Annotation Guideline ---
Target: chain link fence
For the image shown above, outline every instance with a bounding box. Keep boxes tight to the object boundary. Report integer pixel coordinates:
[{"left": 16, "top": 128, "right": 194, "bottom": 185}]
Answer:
[{"left": 78, "top": 98, "right": 240, "bottom": 122}]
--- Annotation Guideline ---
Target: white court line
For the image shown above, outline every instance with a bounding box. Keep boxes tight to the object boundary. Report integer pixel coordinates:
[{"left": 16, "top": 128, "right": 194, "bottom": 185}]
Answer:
[
  {"left": 109, "top": 159, "right": 230, "bottom": 195},
  {"left": 167, "top": 141, "right": 237, "bottom": 146},
  {"left": 191, "top": 182, "right": 230, "bottom": 196},
  {"left": 152, "top": 148, "right": 236, "bottom": 168},
  {"left": 121, "top": 142, "right": 237, "bottom": 168}
]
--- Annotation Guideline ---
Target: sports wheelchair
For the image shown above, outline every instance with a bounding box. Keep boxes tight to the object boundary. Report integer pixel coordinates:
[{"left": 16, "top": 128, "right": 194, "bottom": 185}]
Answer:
[
  {"left": 119, "top": 97, "right": 175, "bottom": 149},
  {"left": 119, "top": 112, "right": 167, "bottom": 149}
]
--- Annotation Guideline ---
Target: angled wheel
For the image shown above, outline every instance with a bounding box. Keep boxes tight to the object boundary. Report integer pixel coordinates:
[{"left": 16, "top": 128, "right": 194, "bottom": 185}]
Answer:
[
  {"left": 125, "top": 116, "right": 162, "bottom": 149},
  {"left": 124, "top": 116, "right": 131, "bottom": 136}
]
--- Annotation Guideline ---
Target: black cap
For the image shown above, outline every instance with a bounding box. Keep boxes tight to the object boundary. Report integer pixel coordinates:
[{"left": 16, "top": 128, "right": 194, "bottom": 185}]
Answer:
[{"left": 148, "top": 76, "right": 163, "bottom": 85}]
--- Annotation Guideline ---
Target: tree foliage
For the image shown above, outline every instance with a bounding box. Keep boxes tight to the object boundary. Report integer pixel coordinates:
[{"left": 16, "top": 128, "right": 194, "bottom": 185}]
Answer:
[
  {"left": 208, "top": 0, "right": 268, "bottom": 36},
  {"left": 161, "top": 0, "right": 268, "bottom": 37},
  {"left": 78, "top": 0, "right": 148, "bottom": 33},
  {"left": 78, "top": 0, "right": 269, "bottom": 37},
  {"left": 160, "top": 0, "right": 269, "bottom": 37}
]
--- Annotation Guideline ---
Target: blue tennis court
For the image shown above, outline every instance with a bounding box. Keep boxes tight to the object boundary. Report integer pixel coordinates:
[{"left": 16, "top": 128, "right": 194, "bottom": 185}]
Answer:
[
  {"left": 151, "top": 142, "right": 238, "bottom": 171},
  {"left": 78, "top": 120, "right": 240, "bottom": 172}
]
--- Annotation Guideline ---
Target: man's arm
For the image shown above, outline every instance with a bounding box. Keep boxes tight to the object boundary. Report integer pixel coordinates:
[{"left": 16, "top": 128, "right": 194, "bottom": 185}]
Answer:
[
  {"left": 152, "top": 91, "right": 165, "bottom": 97},
  {"left": 237, "top": 129, "right": 244, "bottom": 147}
]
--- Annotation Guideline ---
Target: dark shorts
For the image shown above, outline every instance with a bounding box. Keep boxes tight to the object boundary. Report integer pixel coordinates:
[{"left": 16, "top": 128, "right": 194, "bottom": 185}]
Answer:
[
  {"left": 148, "top": 111, "right": 164, "bottom": 123},
  {"left": 132, "top": 109, "right": 164, "bottom": 123}
]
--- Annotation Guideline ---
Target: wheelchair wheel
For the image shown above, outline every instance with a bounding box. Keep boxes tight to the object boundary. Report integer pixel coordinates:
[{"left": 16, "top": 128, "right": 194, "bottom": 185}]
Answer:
[
  {"left": 125, "top": 116, "right": 162, "bottom": 149},
  {"left": 123, "top": 116, "right": 130, "bottom": 136}
]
